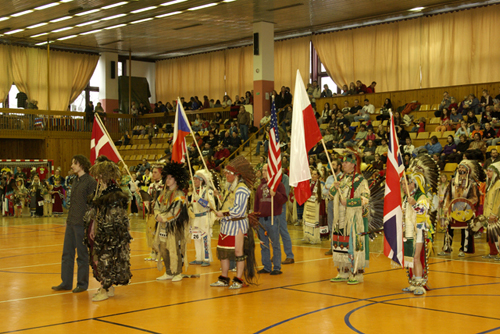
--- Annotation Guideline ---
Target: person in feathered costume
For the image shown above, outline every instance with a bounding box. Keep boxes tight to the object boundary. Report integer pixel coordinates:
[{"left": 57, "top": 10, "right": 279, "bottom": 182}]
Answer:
[
  {"left": 211, "top": 156, "right": 258, "bottom": 289},
  {"left": 154, "top": 162, "right": 190, "bottom": 282},
  {"left": 84, "top": 157, "right": 132, "bottom": 302},
  {"left": 480, "top": 162, "right": 500, "bottom": 259},
  {"left": 188, "top": 169, "right": 219, "bottom": 266},
  {"left": 438, "top": 160, "right": 484, "bottom": 257},
  {"left": 145, "top": 161, "right": 165, "bottom": 262},
  {"left": 330, "top": 152, "right": 371, "bottom": 285},
  {"left": 401, "top": 154, "right": 439, "bottom": 295}
]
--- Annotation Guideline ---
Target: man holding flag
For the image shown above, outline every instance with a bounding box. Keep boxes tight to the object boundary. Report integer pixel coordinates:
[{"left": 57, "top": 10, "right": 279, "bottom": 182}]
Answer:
[{"left": 253, "top": 99, "right": 287, "bottom": 275}]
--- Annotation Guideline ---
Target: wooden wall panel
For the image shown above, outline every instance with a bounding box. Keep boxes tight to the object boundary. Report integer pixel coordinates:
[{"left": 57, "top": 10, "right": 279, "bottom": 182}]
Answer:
[
  {"left": 0, "top": 139, "right": 46, "bottom": 160},
  {"left": 45, "top": 138, "right": 91, "bottom": 176}
]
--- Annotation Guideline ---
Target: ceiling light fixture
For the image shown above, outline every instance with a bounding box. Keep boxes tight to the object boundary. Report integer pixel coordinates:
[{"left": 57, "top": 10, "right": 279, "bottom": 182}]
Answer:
[
  {"left": 130, "top": 18, "right": 153, "bottom": 24},
  {"left": 11, "top": 10, "right": 34, "bottom": 17},
  {"left": 31, "top": 32, "right": 49, "bottom": 38},
  {"left": 409, "top": 7, "right": 425, "bottom": 11},
  {"left": 102, "top": 2, "right": 128, "bottom": 10},
  {"left": 105, "top": 24, "right": 127, "bottom": 30},
  {"left": 52, "top": 27, "right": 73, "bottom": 33},
  {"left": 80, "top": 29, "right": 102, "bottom": 35},
  {"left": 223, "top": 0, "right": 237, "bottom": 2},
  {"left": 4, "top": 29, "right": 24, "bottom": 35},
  {"left": 76, "top": 20, "right": 100, "bottom": 27},
  {"left": 50, "top": 16, "right": 72, "bottom": 23},
  {"left": 75, "top": 9, "right": 100, "bottom": 16},
  {"left": 156, "top": 11, "right": 182, "bottom": 18},
  {"left": 35, "top": 3, "right": 60, "bottom": 10},
  {"left": 60, "top": 0, "right": 74, "bottom": 3},
  {"left": 102, "top": 13, "right": 127, "bottom": 20},
  {"left": 0, "top": 17, "right": 8, "bottom": 22},
  {"left": 58, "top": 35, "right": 77, "bottom": 40},
  {"left": 131, "top": 6, "right": 157, "bottom": 14},
  {"left": 188, "top": 3, "right": 217, "bottom": 11},
  {"left": 35, "top": 41, "right": 54, "bottom": 46},
  {"left": 27, "top": 22, "right": 48, "bottom": 29},
  {"left": 160, "top": 0, "right": 187, "bottom": 6}
]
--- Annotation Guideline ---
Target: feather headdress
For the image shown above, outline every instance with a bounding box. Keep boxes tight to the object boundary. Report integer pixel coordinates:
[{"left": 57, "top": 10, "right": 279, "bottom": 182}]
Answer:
[
  {"left": 407, "top": 154, "right": 440, "bottom": 195},
  {"left": 89, "top": 160, "right": 121, "bottom": 184},
  {"left": 162, "top": 162, "right": 189, "bottom": 190},
  {"left": 225, "top": 156, "right": 255, "bottom": 186}
]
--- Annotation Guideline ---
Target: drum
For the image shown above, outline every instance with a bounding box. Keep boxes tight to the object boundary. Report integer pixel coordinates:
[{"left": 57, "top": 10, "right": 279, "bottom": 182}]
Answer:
[{"left": 448, "top": 198, "right": 475, "bottom": 222}]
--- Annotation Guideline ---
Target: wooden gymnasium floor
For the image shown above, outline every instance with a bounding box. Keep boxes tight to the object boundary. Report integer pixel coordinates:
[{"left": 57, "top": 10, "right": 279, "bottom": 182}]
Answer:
[{"left": 2, "top": 212, "right": 500, "bottom": 334}]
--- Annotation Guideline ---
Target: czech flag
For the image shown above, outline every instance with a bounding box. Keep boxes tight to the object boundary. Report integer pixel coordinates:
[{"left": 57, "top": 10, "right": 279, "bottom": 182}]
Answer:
[
  {"left": 171, "top": 98, "right": 192, "bottom": 163},
  {"left": 289, "top": 70, "right": 322, "bottom": 205}
]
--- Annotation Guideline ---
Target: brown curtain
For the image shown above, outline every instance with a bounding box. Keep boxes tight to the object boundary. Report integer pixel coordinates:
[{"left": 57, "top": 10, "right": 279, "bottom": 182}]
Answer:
[
  {"left": 312, "top": 20, "right": 422, "bottom": 92},
  {"left": 156, "top": 50, "right": 226, "bottom": 105},
  {"left": 10, "top": 45, "right": 98, "bottom": 111},
  {"left": 0, "top": 45, "right": 13, "bottom": 103},
  {"left": 313, "top": 5, "right": 500, "bottom": 91},
  {"left": 224, "top": 46, "right": 253, "bottom": 101},
  {"left": 274, "top": 36, "right": 310, "bottom": 94}
]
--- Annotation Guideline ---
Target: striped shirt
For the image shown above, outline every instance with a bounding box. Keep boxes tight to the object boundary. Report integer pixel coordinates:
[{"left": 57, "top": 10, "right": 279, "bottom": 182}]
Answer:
[{"left": 220, "top": 185, "right": 250, "bottom": 236}]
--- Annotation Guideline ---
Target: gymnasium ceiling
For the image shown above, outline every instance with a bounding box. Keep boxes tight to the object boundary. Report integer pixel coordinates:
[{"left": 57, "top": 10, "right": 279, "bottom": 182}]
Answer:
[{"left": 0, "top": 0, "right": 493, "bottom": 60}]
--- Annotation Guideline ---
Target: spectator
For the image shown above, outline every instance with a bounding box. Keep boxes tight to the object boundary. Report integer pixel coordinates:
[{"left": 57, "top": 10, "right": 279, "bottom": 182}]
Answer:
[
  {"left": 245, "top": 91, "right": 253, "bottom": 105},
  {"left": 350, "top": 124, "right": 368, "bottom": 146},
  {"left": 355, "top": 80, "right": 367, "bottom": 94},
  {"left": 454, "top": 120, "right": 470, "bottom": 143},
  {"left": 255, "top": 126, "right": 270, "bottom": 156},
  {"left": 403, "top": 137, "right": 415, "bottom": 156},
  {"left": 308, "top": 81, "right": 321, "bottom": 109},
  {"left": 233, "top": 95, "right": 242, "bottom": 105},
  {"left": 214, "top": 144, "right": 230, "bottom": 166},
  {"left": 470, "top": 123, "right": 483, "bottom": 139},
  {"left": 318, "top": 103, "right": 332, "bottom": 125},
  {"left": 441, "top": 135, "right": 457, "bottom": 162},
  {"left": 480, "top": 89, "right": 494, "bottom": 112},
  {"left": 377, "top": 98, "right": 393, "bottom": 121},
  {"left": 396, "top": 125, "right": 410, "bottom": 144},
  {"left": 464, "top": 94, "right": 480, "bottom": 115},
  {"left": 139, "top": 102, "right": 148, "bottom": 114},
  {"left": 228, "top": 131, "right": 242, "bottom": 153},
  {"left": 85, "top": 101, "right": 94, "bottom": 127},
  {"left": 192, "top": 114, "right": 202, "bottom": 132},
  {"left": 438, "top": 91, "right": 452, "bottom": 112},
  {"left": 448, "top": 134, "right": 470, "bottom": 162},
  {"left": 415, "top": 136, "right": 443, "bottom": 155},
  {"left": 467, "top": 132, "right": 486, "bottom": 157},
  {"left": 320, "top": 84, "right": 333, "bottom": 98},
  {"left": 354, "top": 99, "right": 374, "bottom": 122},
  {"left": 221, "top": 131, "right": 232, "bottom": 148},
  {"left": 203, "top": 96, "right": 210, "bottom": 109},
  {"left": 449, "top": 106, "right": 463, "bottom": 128},
  {"left": 483, "top": 122, "right": 496, "bottom": 145},
  {"left": 363, "top": 139, "right": 377, "bottom": 163},
  {"left": 366, "top": 81, "right": 377, "bottom": 94},
  {"left": 338, "top": 124, "right": 354, "bottom": 148},
  {"left": 435, "top": 108, "right": 452, "bottom": 134},
  {"left": 222, "top": 95, "right": 232, "bottom": 108},
  {"left": 410, "top": 117, "right": 426, "bottom": 133},
  {"left": 237, "top": 106, "right": 251, "bottom": 145},
  {"left": 258, "top": 110, "right": 271, "bottom": 138},
  {"left": 372, "top": 153, "right": 384, "bottom": 171},
  {"left": 346, "top": 82, "right": 356, "bottom": 96},
  {"left": 484, "top": 149, "right": 500, "bottom": 169},
  {"left": 341, "top": 84, "right": 349, "bottom": 96},
  {"left": 375, "top": 124, "right": 387, "bottom": 145},
  {"left": 375, "top": 138, "right": 389, "bottom": 163},
  {"left": 214, "top": 99, "right": 222, "bottom": 108},
  {"left": 346, "top": 99, "right": 362, "bottom": 122},
  {"left": 190, "top": 97, "right": 200, "bottom": 110}
]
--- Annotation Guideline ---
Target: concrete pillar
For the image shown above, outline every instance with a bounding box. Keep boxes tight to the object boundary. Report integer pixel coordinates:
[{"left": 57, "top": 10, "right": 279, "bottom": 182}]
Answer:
[
  {"left": 253, "top": 21, "right": 274, "bottom": 126},
  {"left": 97, "top": 52, "right": 119, "bottom": 113}
]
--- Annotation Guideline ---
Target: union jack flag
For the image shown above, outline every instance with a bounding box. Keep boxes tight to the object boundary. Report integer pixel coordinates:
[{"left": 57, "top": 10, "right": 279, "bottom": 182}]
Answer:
[
  {"left": 267, "top": 98, "right": 282, "bottom": 192},
  {"left": 383, "top": 112, "right": 405, "bottom": 266}
]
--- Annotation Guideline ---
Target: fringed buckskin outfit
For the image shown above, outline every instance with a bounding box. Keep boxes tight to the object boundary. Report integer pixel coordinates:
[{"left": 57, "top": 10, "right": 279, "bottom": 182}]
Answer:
[
  {"left": 401, "top": 154, "right": 439, "bottom": 295},
  {"left": 146, "top": 177, "right": 163, "bottom": 261},
  {"left": 302, "top": 178, "right": 327, "bottom": 244},
  {"left": 441, "top": 160, "right": 483, "bottom": 255},
  {"left": 189, "top": 169, "right": 217, "bottom": 265},
  {"left": 330, "top": 169, "right": 370, "bottom": 284},
  {"left": 481, "top": 162, "right": 500, "bottom": 259},
  {"left": 84, "top": 184, "right": 132, "bottom": 290}
]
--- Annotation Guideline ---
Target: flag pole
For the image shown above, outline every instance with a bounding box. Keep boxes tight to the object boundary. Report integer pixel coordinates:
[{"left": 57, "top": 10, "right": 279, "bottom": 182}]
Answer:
[
  {"left": 176, "top": 98, "right": 217, "bottom": 191},
  {"left": 184, "top": 139, "right": 196, "bottom": 192},
  {"left": 94, "top": 113, "right": 133, "bottom": 180},
  {"left": 320, "top": 139, "right": 337, "bottom": 182}
]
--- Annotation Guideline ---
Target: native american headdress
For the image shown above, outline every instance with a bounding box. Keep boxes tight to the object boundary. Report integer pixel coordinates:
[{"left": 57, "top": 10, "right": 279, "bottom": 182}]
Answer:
[
  {"left": 194, "top": 169, "right": 220, "bottom": 191},
  {"left": 486, "top": 161, "right": 500, "bottom": 191},
  {"left": 225, "top": 156, "right": 255, "bottom": 186},
  {"left": 89, "top": 159, "right": 121, "bottom": 184},
  {"left": 333, "top": 148, "right": 362, "bottom": 174},
  {"left": 150, "top": 160, "right": 166, "bottom": 171},
  {"left": 162, "top": 162, "right": 189, "bottom": 190},
  {"left": 454, "top": 159, "right": 486, "bottom": 188},
  {"left": 407, "top": 154, "right": 440, "bottom": 195}
]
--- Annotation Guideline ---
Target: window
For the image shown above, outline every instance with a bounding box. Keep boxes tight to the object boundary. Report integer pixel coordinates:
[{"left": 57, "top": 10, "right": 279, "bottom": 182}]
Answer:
[{"left": 8, "top": 85, "right": 22, "bottom": 109}]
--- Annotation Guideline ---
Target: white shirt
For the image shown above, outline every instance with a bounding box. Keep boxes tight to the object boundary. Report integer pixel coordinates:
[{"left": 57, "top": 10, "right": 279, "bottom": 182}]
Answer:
[{"left": 362, "top": 104, "right": 375, "bottom": 114}]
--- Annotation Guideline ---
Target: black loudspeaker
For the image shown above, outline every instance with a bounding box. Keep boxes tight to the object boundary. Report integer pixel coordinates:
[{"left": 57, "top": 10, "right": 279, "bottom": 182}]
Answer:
[
  {"left": 253, "top": 33, "right": 259, "bottom": 55},
  {"left": 110, "top": 61, "right": 116, "bottom": 79}
]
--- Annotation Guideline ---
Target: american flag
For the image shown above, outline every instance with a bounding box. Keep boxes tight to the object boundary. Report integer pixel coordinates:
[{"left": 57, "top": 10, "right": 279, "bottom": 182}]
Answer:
[
  {"left": 383, "top": 112, "right": 405, "bottom": 266},
  {"left": 267, "top": 98, "right": 282, "bottom": 192}
]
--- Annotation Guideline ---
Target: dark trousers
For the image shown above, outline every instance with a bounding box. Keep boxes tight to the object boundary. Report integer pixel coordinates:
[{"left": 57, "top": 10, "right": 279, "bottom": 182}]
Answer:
[
  {"left": 160, "top": 238, "right": 183, "bottom": 275},
  {"left": 61, "top": 224, "right": 89, "bottom": 289}
]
